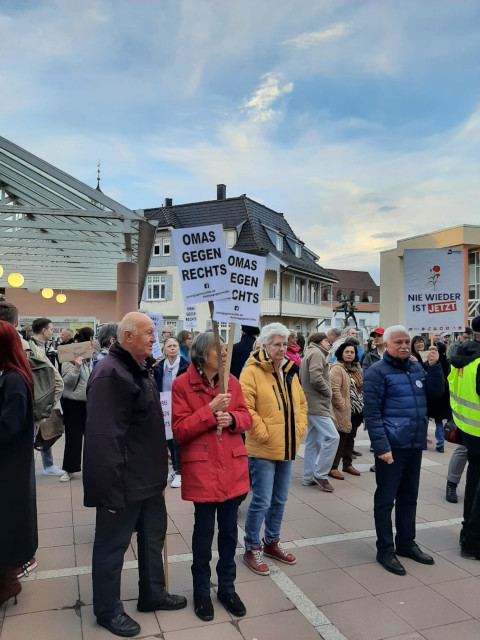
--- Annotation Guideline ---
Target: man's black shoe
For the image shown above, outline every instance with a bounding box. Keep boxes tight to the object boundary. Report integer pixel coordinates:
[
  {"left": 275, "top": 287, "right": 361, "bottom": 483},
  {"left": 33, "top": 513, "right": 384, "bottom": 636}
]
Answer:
[
  {"left": 376, "top": 552, "right": 406, "bottom": 576},
  {"left": 97, "top": 612, "right": 141, "bottom": 637},
  {"left": 137, "top": 593, "right": 187, "bottom": 612},
  {"left": 446, "top": 481, "right": 458, "bottom": 503},
  {"left": 396, "top": 544, "right": 434, "bottom": 565},
  {"left": 217, "top": 591, "right": 246, "bottom": 617},
  {"left": 194, "top": 597, "right": 214, "bottom": 621},
  {"left": 460, "top": 545, "right": 480, "bottom": 560}
]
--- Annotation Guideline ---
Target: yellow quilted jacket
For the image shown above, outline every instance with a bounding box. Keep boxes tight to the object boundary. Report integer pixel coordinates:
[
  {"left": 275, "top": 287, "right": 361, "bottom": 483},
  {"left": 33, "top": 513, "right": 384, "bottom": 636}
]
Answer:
[{"left": 239, "top": 350, "right": 307, "bottom": 461}]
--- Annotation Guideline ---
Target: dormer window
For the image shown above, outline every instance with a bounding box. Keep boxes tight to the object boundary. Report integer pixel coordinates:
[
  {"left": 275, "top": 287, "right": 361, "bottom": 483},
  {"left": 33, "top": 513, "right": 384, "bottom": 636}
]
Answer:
[
  {"left": 295, "top": 244, "right": 301, "bottom": 258},
  {"left": 224, "top": 229, "right": 237, "bottom": 248},
  {"left": 276, "top": 234, "right": 283, "bottom": 251}
]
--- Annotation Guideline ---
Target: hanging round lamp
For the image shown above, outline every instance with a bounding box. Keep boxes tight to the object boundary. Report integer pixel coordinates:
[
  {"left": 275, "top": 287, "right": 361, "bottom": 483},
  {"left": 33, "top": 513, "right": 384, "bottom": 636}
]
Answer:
[
  {"left": 56, "top": 293, "right": 67, "bottom": 303},
  {"left": 7, "top": 272, "right": 24, "bottom": 287},
  {"left": 41, "top": 288, "right": 54, "bottom": 299}
]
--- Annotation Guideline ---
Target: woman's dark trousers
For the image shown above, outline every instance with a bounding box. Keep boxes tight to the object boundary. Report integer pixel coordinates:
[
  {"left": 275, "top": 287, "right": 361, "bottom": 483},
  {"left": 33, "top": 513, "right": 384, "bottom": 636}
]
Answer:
[
  {"left": 61, "top": 398, "right": 87, "bottom": 473},
  {"left": 192, "top": 499, "right": 239, "bottom": 600}
]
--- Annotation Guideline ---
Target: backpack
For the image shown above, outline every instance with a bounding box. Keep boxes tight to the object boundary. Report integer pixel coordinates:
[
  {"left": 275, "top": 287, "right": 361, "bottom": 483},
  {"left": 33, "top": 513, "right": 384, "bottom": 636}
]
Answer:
[{"left": 25, "top": 342, "right": 56, "bottom": 422}]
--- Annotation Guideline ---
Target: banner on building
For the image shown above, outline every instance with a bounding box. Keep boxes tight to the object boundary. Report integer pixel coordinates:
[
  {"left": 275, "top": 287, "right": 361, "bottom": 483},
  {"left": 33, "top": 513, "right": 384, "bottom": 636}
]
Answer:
[
  {"left": 172, "top": 224, "right": 230, "bottom": 305},
  {"left": 213, "top": 250, "right": 266, "bottom": 325},
  {"left": 404, "top": 247, "right": 465, "bottom": 332}
]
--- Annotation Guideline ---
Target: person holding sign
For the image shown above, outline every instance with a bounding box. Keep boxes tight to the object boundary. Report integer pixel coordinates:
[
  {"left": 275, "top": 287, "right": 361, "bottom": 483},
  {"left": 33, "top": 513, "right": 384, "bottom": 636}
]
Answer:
[
  {"left": 153, "top": 338, "right": 188, "bottom": 488},
  {"left": 172, "top": 332, "right": 252, "bottom": 622},
  {"left": 240, "top": 323, "right": 307, "bottom": 575},
  {"left": 60, "top": 327, "right": 94, "bottom": 483}
]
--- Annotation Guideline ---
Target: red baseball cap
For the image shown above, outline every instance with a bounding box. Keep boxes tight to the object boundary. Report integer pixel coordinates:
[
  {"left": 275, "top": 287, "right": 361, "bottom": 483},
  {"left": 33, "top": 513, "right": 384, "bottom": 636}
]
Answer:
[{"left": 370, "top": 328, "right": 385, "bottom": 337}]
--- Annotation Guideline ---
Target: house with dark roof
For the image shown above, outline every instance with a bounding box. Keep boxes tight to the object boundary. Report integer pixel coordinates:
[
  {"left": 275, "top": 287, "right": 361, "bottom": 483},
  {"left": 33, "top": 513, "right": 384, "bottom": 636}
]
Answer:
[
  {"left": 325, "top": 268, "right": 380, "bottom": 336},
  {"left": 141, "top": 184, "right": 338, "bottom": 336}
]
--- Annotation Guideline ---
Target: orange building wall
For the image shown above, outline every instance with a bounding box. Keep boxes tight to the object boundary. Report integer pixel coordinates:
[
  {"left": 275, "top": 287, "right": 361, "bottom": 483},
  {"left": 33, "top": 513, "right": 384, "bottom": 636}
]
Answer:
[{"left": 5, "top": 289, "right": 117, "bottom": 323}]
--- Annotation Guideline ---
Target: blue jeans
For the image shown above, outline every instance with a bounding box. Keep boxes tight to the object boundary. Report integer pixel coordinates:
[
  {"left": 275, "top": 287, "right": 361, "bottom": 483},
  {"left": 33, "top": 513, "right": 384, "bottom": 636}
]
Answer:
[
  {"left": 303, "top": 415, "right": 339, "bottom": 482},
  {"left": 435, "top": 421, "right": 445, "bottom": 448},
  {"left": 41, "top": 447, "right": 53, "bottom": 469},
  {"left": 244, "top": 458, "right": 292, "bottom": 549}
]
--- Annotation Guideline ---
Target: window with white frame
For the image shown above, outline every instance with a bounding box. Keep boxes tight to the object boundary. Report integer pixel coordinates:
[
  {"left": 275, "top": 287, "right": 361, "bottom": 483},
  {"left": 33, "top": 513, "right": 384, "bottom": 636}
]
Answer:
[
  {"left": 162, "top": 237, "right": 171, "bottom": 256},
  {"left": 295, "top": 244, "right": 302, "bottom": 258},
  {"left": 218, "top": 322, "right": 230, "bottom": 341},
  {"left": 153, "top": 242, "right": 161, "bottom": 256},
  {"left": 276, "top": 234, "right": 283, "bottom": 251},
  {"left": 147, "top": 275, "right": 166, "bottom": 300},
  {"left": 162, "top": 319, "right": 178, "bottom": 332},
  {"left": 224, "top": 229, "right": 237, "bottom": 248},
  {"left": 269, "top": 282, "right": 277, "bottom": 298},
  {"left": 311, "top": 284, "right": 318, "bottom": 304}
]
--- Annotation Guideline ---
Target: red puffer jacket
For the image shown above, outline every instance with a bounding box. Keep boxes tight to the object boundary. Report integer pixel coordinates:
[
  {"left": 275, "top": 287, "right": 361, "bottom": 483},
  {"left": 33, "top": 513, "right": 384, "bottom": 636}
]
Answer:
[{"left": 172, "top": 364, "right": 252, "bottom": 503}]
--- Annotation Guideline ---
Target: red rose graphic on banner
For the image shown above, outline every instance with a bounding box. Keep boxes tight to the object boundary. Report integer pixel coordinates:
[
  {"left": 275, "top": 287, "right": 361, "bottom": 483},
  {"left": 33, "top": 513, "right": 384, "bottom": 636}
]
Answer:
[{"left": 428, "top": 265, "right": 440, "bottom": 290}]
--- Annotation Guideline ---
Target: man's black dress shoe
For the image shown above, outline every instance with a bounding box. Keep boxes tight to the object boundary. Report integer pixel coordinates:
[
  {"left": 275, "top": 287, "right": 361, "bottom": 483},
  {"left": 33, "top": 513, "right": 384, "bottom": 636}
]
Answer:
[
  {"left": 137, "top": 593, "right": 187, "bottom": 612},
  {"left": 97, "top": 612, "right": 141, "bottom": 637},
  {"left": 194, "top": 597, "right": 214, "bottom": 621},
  {"left": 217, "top": 591, "right": 246, "bottom": 617},
  {"left": 376, "top": 552, "right": 406, "bottom": 576},
  {"left": 396, "top": 544, "right": 434, "bottom": 565}
]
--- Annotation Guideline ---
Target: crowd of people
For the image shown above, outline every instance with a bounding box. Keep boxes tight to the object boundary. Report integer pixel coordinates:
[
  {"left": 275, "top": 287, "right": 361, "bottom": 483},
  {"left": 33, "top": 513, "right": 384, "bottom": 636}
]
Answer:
[{"left": 1, "top": 298, "right": 480, "bottom": 638}]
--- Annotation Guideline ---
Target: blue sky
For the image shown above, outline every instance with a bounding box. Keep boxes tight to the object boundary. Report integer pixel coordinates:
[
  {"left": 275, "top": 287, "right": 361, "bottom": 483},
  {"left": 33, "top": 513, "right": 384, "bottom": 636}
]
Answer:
[{"left": 2, "top": 0, "right": 480, "bottom": 282}]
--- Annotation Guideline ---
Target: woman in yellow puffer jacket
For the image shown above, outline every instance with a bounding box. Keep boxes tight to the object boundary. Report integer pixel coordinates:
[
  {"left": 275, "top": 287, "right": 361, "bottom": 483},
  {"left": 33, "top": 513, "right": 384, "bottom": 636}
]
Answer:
[{"left": 240, "top": 323, "right": 307, "bottom": 576}]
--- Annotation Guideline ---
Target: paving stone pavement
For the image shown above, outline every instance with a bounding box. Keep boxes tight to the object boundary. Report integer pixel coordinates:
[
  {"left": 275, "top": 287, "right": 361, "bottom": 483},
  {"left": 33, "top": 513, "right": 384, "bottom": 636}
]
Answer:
[{"left": 2, "top": 426, "right": 479, "bottom": 640}]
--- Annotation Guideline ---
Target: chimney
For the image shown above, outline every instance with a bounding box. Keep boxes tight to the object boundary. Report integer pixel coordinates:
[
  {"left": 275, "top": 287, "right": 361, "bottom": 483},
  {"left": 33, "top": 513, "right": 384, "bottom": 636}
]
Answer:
[
  {"left": 164, "top": 198, "right": 172, "bottom": 207},
  {"left": 217, "top": 184, "right": 226, "bottom": 200}
]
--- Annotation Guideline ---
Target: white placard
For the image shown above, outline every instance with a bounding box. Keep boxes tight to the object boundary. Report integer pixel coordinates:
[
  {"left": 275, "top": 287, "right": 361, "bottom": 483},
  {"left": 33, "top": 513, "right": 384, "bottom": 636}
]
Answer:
[
  {"left": 213, "top": 250, "right": 266, "bottom": 325},
  {"left": 184, "top": 306, "right": 197, "bottom": 329},
  {"left": 172, "top": 224, "right": 230, "bottom": 304},
  {"left": 404, "top": 247, "right": 465, "bottom": 333},
  {"left": 57, "top": 341, "right": 94, "bottom": 363},
  {"left": 160, "top": 391, "right": 173, "bottom": 440}
]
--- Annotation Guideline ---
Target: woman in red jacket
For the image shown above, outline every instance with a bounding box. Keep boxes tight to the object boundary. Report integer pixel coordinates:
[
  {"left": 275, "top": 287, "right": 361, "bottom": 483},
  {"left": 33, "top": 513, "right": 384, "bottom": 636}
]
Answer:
[{"left": 172, "top": 332, "right": 252, "bottom": 623}]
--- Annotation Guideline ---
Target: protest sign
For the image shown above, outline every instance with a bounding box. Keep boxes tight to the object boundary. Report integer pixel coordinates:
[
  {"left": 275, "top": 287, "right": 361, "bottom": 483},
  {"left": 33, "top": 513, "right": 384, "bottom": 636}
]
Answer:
[
  {"left": 213, "top": 250, "right": 266, "bottom": 325},
  {"left": 57, "top": 341, "right": 94, "bottom": 363},
  {"left": 160, "top": 391, "right": 173, "bottom": 440},
  {"left": 146, "top": 312, "right": 163, "bottom": 335},
  {"left": 404, "top": 248, "right": 465, "bottom": 333},
  {"left": 172, "top": 224, "right": 230, "bottom": 304},
  {"left": 146, "top": 312, "right": 163, "bottom": 358},
  {"left": 184, "top": 306, "right": 197, "bottom": 329}
]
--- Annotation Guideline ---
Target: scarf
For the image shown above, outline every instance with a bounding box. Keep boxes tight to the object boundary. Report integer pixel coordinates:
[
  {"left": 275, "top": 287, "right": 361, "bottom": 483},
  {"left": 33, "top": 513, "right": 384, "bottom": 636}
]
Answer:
[
  {"left": 163, "top": 356, "right": 180, "bottom": 392},
  {"left": 344, "top": 362, "right": 364, "bottom": 413}
]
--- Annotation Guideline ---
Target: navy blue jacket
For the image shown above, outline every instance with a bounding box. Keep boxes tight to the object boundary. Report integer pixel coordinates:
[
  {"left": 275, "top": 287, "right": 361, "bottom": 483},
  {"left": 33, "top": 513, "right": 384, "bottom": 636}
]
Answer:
[
  {"left": 364, "top": 352, "right": 444, "bottom": 455},
  {"left": 153, "top": 356, "right": 189, "bottom": 392}
]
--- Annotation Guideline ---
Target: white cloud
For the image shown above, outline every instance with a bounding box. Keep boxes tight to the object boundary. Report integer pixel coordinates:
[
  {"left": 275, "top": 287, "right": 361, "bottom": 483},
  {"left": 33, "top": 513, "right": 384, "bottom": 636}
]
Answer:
[
  {"left": 281, "top": 23, "right": 350, "bottom": 49},
  {"left": 243, "top": 73, "right": 294, "bottom": 123}
]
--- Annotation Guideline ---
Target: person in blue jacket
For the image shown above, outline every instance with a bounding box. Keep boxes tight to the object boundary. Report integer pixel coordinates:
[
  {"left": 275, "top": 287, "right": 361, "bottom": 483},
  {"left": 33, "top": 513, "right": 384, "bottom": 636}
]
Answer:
[{"left": 364, "top": 325, "right": 444, "bottom": 576}]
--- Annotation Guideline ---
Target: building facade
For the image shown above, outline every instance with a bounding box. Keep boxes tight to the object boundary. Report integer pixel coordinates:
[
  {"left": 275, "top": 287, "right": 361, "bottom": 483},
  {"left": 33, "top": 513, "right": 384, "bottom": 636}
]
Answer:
[
  {"left": 141, "top": 185, "right": 338, "bottom": 338},
  {"left": 380, "top": 225, "right": 480, "bottom": 328}
]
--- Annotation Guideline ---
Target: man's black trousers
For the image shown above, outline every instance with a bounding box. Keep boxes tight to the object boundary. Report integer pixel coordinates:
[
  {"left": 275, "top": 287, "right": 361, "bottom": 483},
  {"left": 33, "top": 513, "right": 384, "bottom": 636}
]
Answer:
[
  {"left": 374, "top": 448, "right": 422, "bottom": 554},
  {"left": 92, "top": 493, "right": 167, "bottom": 620}
]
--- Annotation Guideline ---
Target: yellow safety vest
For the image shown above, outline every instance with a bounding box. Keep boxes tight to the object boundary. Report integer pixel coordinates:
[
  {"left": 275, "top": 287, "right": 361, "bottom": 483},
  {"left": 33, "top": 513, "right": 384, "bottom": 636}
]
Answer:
[{"left": 448, "top": 357, "right": 480, "bottom": 437}]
